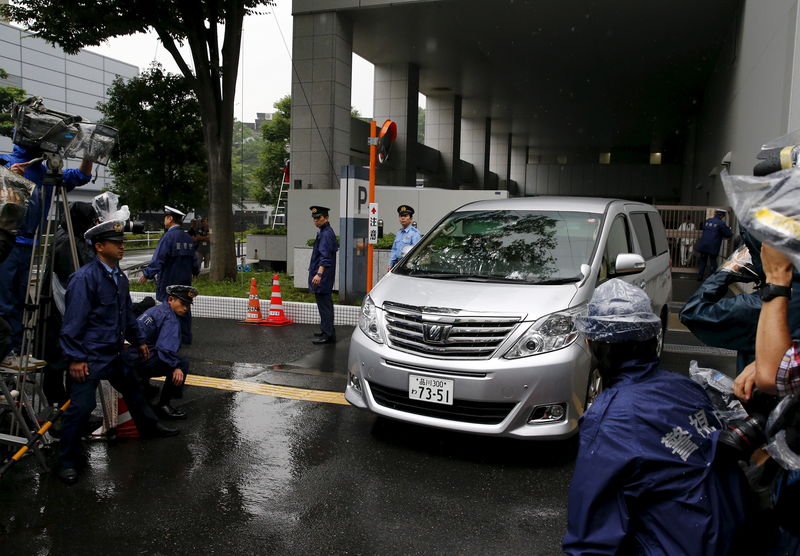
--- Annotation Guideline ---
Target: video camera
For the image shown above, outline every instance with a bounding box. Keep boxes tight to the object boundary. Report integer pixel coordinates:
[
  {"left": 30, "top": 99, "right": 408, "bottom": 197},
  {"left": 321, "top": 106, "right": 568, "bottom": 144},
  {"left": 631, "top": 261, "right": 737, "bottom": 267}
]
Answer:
[{"left": 11, "top": 96, "right": 117, "bottom": 166}]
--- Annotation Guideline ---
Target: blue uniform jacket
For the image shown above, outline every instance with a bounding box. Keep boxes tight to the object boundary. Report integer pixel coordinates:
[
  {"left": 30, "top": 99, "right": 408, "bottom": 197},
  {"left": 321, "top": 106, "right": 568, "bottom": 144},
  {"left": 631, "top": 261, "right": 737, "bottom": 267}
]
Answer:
[
  {"left": 563, "top": 358, "right": 745, "bottom": 556},
  {"left": 388, "top": 225, "right": 421, "bottom": 268},
  {"left": 137, "top": 303, "right": 182, "bottom": 369},
  {"left": 680, "top": 271, "right": 800, "bottom": 372},
  {"left": 60, "top": 258, "right": 144, "bottom": 378},
  {"left": 142, "top": 225, "right": 200, "bottom": 302},
  {"left": 308, "top": 222, "right": 338, "bottom": 294},
  {"left": 1, "top": 145, "right": 91, "bottom": 240},
  {"left": 693, "top": 216, "right": 732, "bottom": 256}
]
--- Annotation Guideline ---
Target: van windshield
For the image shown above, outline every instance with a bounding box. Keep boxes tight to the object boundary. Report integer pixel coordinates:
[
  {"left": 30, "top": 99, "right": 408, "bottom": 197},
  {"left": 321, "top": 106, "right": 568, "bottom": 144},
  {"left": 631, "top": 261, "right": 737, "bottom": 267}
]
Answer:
[{"left": 395, "top": 210, "right": 601, "bottom": 283}]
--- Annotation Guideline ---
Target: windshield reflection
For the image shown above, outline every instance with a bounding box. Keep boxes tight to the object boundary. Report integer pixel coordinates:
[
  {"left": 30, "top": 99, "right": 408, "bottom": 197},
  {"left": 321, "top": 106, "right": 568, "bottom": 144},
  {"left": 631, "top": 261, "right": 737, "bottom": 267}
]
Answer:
[{"left": 395, "top": 210, "right": 601, "bottom": 283}]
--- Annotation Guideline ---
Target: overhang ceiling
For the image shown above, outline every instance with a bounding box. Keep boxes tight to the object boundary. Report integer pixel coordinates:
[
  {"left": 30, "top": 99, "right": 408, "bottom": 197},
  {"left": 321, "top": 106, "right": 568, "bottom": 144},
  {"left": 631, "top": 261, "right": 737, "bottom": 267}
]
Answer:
[{"left": 344, "top": 0, "right": 742, "bottom": 158}]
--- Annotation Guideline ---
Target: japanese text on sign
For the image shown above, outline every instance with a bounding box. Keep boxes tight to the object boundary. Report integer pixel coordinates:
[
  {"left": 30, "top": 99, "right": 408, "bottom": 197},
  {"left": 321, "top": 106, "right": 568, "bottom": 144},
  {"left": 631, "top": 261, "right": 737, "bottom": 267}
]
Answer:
[{"left": 368, "top": 203, "right": 379, "bottom": 245}]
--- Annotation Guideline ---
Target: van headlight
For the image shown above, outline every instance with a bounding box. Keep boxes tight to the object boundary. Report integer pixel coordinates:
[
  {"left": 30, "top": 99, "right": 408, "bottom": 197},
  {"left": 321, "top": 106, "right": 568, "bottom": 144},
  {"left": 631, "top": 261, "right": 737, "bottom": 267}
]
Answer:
[
  {"left": 504, "top": 304, "right": 586, "bottom": 359},
  {"left": 358, "top": 295, "right": 384, "bottom": 344}
]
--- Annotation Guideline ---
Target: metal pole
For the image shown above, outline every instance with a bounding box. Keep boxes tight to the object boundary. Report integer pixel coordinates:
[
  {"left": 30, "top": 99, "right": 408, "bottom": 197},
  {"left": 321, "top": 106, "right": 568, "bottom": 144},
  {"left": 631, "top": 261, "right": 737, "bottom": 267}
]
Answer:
[{"left": 367, "top": 120, "right": 377, "bottom": 292}]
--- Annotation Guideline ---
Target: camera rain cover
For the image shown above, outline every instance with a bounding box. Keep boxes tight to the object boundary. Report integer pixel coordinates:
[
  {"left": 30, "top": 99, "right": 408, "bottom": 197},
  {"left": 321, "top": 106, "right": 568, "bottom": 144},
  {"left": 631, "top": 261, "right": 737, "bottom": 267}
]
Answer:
[
  {"left": 91, "top": 191, "right": 129, "bottom": 223},
  {"left": 65, "top": 123, "right": 118, "bottom": 166},
  {"left": 722, "top": 167, "right": 800, "bottom": 270},
  {"left": 0, "top": 164, "right": 35, "bottom": 232}
]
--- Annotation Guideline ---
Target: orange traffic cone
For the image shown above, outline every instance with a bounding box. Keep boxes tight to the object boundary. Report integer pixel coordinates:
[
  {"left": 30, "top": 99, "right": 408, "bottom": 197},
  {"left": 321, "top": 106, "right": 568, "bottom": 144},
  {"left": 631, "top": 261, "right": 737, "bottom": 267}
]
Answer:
[
  {"left": 240, "top": 277, "right": 263, "bottom": 325},
  {"left": 261, "top": 274, "right": 292, "bottom": 326},
  {"left": 115, "top": 396, "right": 139, "bottom": 438}
]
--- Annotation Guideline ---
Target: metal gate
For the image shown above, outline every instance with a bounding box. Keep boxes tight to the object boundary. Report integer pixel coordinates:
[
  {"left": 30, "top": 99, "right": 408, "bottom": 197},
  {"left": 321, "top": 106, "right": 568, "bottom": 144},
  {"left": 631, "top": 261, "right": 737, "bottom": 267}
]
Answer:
[{"left": 656, "top": 205, "right": 738, "bottom": 273}]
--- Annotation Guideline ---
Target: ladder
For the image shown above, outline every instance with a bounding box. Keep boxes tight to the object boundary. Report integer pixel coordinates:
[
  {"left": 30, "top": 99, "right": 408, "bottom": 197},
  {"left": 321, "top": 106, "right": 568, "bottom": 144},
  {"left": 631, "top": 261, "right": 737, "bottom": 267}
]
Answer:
[{"left": 271, "top": 160, "right": 289, "bottom": 229}]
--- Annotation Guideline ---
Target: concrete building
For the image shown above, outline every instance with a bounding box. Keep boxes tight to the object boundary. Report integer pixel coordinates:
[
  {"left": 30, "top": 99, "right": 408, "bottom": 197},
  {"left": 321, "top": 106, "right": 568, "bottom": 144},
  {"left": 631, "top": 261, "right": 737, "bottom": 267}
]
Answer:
[
  {"left": 0, "top": 21, "right": 138, "bottom": 202},
  {"left": 290, "top": 0, "right": 800, "bottom": 207}
]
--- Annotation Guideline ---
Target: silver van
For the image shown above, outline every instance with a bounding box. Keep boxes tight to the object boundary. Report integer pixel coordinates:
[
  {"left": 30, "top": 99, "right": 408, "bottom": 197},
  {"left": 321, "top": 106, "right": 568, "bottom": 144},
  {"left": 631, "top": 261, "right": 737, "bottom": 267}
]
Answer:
[{"left": 345, "top": 197, "right": 672, "bottom": 439}]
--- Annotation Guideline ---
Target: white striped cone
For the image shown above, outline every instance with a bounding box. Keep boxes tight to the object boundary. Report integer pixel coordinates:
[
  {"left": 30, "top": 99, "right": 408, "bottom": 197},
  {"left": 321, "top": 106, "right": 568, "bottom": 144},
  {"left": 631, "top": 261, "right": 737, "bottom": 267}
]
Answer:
[{"left": 261, "top": 274, "right": 292, "bottom": 326}]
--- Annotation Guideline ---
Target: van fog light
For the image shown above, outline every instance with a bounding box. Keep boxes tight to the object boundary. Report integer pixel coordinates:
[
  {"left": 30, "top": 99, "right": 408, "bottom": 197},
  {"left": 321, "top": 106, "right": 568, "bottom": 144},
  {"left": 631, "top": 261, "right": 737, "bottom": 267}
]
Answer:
[
  {"left": 349, "top": 372, "right": 362, "bottom": 391},
  {"left": 528, "top": 403, "right": 566, "bottom": 424}
]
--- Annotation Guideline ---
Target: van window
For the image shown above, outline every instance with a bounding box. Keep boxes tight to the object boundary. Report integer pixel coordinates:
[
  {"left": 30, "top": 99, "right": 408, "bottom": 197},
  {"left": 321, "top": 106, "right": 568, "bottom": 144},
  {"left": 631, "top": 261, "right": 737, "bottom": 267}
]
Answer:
[
  {"left": 647, "top": 212, "right": 669, "bottom": 255},
  {"left": 395, "top": 210, "right": 601, "bottom": 283},
  {"left": 600, "top": 215, "right": 630, "bottom": 281},
  {"left": 630, "top": 212, "right": 655, "bottom": 259}
]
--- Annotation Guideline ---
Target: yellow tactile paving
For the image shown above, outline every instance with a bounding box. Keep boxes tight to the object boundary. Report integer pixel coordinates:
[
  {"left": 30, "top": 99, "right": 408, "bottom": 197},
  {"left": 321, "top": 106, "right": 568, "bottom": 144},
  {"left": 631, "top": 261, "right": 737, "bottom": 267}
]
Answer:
[{"left": 153, "top": 375, "right": 349, "bottom": 405}]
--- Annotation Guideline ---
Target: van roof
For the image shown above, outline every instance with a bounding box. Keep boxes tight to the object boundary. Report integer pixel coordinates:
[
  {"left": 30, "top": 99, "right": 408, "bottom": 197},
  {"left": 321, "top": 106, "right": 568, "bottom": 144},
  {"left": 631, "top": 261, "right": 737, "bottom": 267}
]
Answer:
[{"left": 453, "top": 196, "right": 654, "bottom": 213}]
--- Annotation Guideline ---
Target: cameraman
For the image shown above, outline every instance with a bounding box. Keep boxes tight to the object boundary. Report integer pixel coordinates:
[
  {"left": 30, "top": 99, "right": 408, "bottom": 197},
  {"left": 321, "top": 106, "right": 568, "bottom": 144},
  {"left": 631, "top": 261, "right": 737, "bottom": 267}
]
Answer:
[
  {"left": 563, "top": 279, "right": 746, "bottom": 555},
  {"left": 0, "top": 144, "right": 93, "bottom": 356}
]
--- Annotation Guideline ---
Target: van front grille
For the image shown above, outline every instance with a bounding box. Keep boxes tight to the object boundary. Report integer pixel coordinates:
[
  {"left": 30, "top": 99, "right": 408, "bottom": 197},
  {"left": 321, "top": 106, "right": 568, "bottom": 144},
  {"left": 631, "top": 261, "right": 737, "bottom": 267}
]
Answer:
[
  {"left": 382, "top": 302, "right": 520, "bottom": 359},
  {"left": 368, "top": 382, "right": 516, "bottom": 425}
]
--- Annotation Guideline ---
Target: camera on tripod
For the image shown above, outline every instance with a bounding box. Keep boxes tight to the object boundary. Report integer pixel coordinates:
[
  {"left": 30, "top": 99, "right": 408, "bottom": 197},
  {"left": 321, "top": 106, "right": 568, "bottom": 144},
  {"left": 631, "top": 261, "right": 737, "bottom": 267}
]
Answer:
[{"left": 11, "top": 96, "right": 117, "bottom": 166}]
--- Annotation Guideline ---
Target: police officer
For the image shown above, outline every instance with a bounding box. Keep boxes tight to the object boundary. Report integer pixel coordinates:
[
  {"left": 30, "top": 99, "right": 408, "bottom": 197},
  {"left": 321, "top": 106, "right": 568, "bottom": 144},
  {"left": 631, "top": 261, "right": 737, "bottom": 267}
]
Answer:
[
  {"left": 694, "top": 208, "right": 733, "bottom": 281},
  {"left": 58, "top": 220, "right": 177, "bottom": 485},
  {"left": 0, "top": 145, "right": 93, "bottom": 353},
  {"left": 139, "top": 206, "right": 200, "bottom": 344},
  {"left": 308, "top": 206, "right": 338, "bottom": 344},
  {"left": 132, "top": 285, "right": 196, "bottom": 420},
  {"left": 562, "top": 279, "right": 746, "bottom": 555},
  {"left": 387, "top": 205, "right": 421, "bottom": 271}
]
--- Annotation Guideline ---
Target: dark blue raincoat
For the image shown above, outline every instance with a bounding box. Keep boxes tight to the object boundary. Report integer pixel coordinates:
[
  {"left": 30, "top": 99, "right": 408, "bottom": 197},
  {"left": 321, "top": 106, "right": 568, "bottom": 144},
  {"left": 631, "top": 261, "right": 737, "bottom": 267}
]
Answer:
[
  {"left": 563, "top": 358, "right": 746, "bottom": 555},
  {"left": 60, "top": 258, "right": 144, "bottom": 377},
  {"left": 137, "top": 303, "right": 183, "bottom": 369},
  {"left": 308, "top": 222, "right": 338, "bottom": 294},
  {"left": 0, "top": 145, "right": 91, "bottom": 348},
  {"left": 694, "top": 215, "right": 732, "bottom": 256},
  {"left": 142, "top": 225, "right": 200, "bottom": 302},
  {"left": 680, "top": 271, "right": 800, "bottom": 373}
]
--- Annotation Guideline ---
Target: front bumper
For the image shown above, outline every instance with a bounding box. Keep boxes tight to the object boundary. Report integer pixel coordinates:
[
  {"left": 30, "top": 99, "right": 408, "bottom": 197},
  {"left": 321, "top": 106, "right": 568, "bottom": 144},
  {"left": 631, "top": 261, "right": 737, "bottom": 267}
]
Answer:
[{"left": 345, "top": 327, "right": 591, "bottom": 439}]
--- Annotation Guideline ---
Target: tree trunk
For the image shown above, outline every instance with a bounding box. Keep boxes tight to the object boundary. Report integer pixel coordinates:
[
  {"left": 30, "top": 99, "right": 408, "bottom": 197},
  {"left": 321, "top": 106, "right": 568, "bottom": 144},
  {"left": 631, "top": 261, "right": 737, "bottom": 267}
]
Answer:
[{"left": 206, "top": 132, "right": 237, "bottom": 281}]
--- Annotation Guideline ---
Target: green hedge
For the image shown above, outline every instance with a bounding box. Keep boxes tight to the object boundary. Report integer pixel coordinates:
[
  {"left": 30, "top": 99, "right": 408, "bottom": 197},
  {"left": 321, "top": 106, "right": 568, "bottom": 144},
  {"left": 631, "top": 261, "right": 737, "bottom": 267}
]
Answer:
[
  {"left": 305, "top": 233, "right": 394, "bottom": 249},
  {"left": 130, "top": 271, "right": 340, "bottom": 304},
  {"left": 245, "top": 226, "right": 287, "bottom": 236}
]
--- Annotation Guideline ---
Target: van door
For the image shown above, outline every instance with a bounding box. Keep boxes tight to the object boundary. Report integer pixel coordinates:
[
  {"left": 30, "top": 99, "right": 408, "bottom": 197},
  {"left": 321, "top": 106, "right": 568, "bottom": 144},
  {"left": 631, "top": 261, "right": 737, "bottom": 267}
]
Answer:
[{"left": 627, "top": 210, "right": 670, "bottom": 311}]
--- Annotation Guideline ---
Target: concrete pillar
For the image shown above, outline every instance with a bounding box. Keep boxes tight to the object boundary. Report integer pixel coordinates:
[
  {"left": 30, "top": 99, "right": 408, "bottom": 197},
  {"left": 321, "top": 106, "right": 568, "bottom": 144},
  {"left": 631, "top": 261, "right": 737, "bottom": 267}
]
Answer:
[
  {"left": 290, "top": 13, "right": 353, "bottom": 190},
  {"left": 461, "top": 117, "right": 491, "bottom": 187},
  {"left": 424, "top": 94, "right": 461, "bottom": 187},
  {"left": 373, "top": 63, "right": 419, "bottom": 187},
  {"left": 510, "top": 143, "right": 528, "bottom": 193}
]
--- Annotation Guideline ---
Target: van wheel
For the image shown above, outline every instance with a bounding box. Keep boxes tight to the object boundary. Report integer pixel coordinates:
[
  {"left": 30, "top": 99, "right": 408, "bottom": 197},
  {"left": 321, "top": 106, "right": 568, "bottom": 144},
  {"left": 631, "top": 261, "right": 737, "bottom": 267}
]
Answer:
[{"left": 584, "top": 367, "right": 602, "bottom": 410}]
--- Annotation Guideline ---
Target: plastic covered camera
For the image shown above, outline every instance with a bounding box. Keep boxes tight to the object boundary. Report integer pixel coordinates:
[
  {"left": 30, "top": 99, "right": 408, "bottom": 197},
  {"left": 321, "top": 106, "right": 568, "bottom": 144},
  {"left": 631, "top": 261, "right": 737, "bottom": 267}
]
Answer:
[
  {"left": 11, "top": 96, "right": 81, "bottom": 154},
  {"left": 65, "top": 123, "right": 118, "bottom": 166},
  {"left": 0, "top": 164, "right": 36, "bottom": 233}
]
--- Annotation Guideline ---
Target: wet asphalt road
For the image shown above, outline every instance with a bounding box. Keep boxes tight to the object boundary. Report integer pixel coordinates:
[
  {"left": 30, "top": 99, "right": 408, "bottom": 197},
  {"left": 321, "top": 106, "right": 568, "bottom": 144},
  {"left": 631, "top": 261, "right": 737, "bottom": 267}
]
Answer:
[{"left": 0, "top": 275, "right": 737, "bottom": 555}]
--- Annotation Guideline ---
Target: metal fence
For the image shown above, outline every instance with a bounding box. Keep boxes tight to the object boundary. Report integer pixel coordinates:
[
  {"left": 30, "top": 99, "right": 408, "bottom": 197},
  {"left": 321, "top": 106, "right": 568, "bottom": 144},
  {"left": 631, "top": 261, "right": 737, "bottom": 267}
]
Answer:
[{"left": 656, "top": 205, "right": 738, "bottom": 273}]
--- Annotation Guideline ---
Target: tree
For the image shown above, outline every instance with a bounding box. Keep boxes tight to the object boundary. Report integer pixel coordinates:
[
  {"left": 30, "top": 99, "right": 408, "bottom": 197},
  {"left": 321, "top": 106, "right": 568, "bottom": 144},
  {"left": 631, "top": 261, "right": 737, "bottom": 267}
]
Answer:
[
  {"left": 1, "top": 0, "right": 274, "bottom": 280},
  {"left": 254, "top": 95, "right": 290, "bottom": 207},
  {"left": 98, "top": 64, "right": 207, "bottom": 214},
  {"left": 0, "top": 69, "right": 26, "bottom": 138}
]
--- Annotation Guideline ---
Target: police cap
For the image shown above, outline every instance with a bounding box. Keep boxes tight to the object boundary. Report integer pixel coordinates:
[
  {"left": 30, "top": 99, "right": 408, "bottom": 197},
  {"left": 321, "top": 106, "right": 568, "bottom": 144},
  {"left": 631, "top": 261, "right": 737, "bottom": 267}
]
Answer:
[
  {"left": 84, "top": 219, "right": 126, "bottom": 244},
  {"left": 166, "top": 284, "right": 199, "bottom": 304},
  {"left": 309, "top": 206, "right": 329, "bottom": 218},
  {"left": 397, "top": 205, "right": 415, "bottom": 216},
  {"left": 164, "top": 205, "right": 186, "bottom": 221}
]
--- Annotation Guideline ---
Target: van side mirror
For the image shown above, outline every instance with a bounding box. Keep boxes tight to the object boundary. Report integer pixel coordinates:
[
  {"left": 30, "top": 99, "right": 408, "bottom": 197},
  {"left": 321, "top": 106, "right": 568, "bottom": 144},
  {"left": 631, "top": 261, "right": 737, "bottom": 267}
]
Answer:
[{"left": 612, "top": 253, "right": 646, "bottom": 276}]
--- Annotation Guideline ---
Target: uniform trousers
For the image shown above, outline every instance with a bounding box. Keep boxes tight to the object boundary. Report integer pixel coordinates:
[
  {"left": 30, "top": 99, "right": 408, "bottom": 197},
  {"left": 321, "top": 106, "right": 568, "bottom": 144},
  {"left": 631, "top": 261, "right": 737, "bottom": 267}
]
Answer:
[
  {"left": 697, "top": 253, "right": 718, "bottom": 280},
  {"left": 134, "top": 351, "right": 189, "bottom": 405},
  {"left": 315, "top": 292, "right": 335, "bottom": 339},
  {"left": 0, "top": 244, "right": 32, "bottom": 350},
  {"left": 59, "top": 355, "right": 159, "bottom": 468}
]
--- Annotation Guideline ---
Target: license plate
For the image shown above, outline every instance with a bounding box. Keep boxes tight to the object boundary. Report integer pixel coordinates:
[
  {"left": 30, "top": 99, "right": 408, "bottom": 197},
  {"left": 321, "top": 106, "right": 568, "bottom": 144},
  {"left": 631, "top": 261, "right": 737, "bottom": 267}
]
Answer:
[{"left": 408, "top": 375, "right": 454, "bottom": 405}]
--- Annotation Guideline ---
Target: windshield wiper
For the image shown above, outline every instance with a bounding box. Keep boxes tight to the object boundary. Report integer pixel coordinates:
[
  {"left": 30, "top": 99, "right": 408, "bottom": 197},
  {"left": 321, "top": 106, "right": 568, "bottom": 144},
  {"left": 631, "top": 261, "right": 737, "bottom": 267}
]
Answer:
[{"left": 527, "top": 277, "right": 581, "bottom": 285}]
